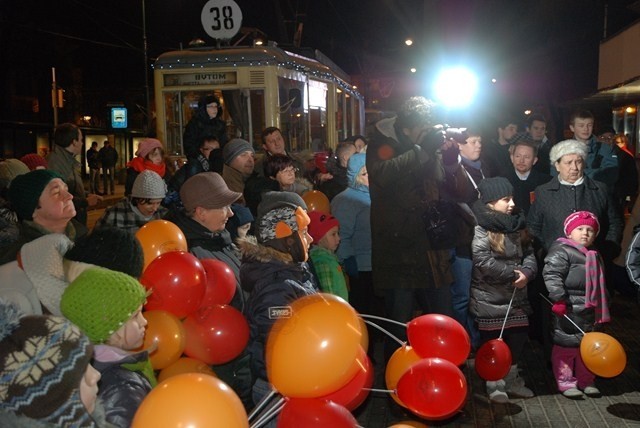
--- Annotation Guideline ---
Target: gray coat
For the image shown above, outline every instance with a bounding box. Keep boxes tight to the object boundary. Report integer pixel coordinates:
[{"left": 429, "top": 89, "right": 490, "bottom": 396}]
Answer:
[
  {"left": 543, "top": 241, "right": 599, "bottom": 347},
  {"left": 527, "top": 176, "right": 622, "bottom": 251},
  {"left": 470, "top": 226, "right": 536, "bottom": 319}
]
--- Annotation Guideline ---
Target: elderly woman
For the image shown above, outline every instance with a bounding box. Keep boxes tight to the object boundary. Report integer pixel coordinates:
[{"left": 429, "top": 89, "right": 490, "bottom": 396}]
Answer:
[{"left": 527, "top": 139, "right": 623, "bottom": 253}]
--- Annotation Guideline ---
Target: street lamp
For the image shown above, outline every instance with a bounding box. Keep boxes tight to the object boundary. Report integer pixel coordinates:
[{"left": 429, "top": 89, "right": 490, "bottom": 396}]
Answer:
[{"left": 433, "top": 66, "right": 478, "bottom": 109}]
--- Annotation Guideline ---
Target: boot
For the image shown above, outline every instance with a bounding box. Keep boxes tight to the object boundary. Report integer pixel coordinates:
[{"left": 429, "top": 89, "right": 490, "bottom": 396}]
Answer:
[
  {"left": 486, "top": 379, "right": 509, "bottom": 403},
  {"left": 505, "top": 365, "right": 534, "bottom": 398}
]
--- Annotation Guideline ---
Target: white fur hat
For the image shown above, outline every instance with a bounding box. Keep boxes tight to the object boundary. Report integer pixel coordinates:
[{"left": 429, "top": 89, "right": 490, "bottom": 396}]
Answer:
[{"left": 549, "top": 139, "right": 587, "bottom": 165}]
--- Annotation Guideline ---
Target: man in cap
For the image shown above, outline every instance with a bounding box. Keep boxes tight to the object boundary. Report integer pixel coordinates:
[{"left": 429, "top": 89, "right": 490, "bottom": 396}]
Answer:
[{"left": 222, "top": 138, "right": 256, "bottom": 204}]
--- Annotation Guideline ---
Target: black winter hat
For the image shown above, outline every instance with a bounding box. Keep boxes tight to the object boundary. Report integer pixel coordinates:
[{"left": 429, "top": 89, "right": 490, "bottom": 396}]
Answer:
[
  {"left": 477, "top": 177, "right": 513, "bottom": 204},
  {"left": 64, "top": 227, "right": 144, "bottom": 278}
]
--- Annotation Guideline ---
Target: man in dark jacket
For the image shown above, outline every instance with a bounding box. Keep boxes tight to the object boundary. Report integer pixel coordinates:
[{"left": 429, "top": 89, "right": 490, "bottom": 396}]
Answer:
[
  {"left": 97, "top": 140, "right": 118, "bottom": 195},
  {"left": 367, "top": 96, "right": 456, "bottom": 361},
  {"left": 505, "top": 139, "right": 552, "bottom": 215}
]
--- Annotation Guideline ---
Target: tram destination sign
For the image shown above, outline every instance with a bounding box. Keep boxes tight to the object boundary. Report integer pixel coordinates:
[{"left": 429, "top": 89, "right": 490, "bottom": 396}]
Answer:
[{"left": 163, "top": 72, "right": 238, "bottom": 87}]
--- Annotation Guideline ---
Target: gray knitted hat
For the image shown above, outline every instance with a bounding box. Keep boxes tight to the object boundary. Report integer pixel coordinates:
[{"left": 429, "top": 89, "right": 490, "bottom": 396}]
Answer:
[
  {"left": 223, "top": 138, "right": 254, "bottom": 165},
  {"left": 131, "top": 170, "right": 167, "bottom": 199}
]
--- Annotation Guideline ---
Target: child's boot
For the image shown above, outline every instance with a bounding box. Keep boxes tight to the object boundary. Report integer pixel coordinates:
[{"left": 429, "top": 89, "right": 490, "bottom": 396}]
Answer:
[
  {"left": 505, "top": 365, "right": 534, "bottom": 398},
  {"left": 486, "top": 379, "right": 509, "bottom": 403}
]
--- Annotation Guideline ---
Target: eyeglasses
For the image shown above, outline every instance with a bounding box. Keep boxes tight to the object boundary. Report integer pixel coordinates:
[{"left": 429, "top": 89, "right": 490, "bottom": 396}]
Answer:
[{"left": 280, "top": 166, "right": 298, "bottom": 174}]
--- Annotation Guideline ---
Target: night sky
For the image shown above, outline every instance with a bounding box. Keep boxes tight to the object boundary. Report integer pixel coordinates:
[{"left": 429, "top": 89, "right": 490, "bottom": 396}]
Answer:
[{"left": 1, "top": 0, "right": 638, "bottom": 116}]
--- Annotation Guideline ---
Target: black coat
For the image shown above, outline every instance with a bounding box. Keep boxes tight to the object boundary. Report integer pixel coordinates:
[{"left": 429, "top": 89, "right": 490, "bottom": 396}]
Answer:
[{"left": 505, "top": 168, "right": 552, "bottom": 215}]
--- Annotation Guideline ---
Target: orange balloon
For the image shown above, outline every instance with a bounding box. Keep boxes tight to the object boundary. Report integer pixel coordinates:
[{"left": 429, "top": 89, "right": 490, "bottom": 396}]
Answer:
[
  {"left": 302, "top": 190, "right": 331, "bottom": 213},
  {"left": 158, "top": 357, "right": 216, "bottom": 383},
  {"left": 580, "top": 332, "right": 627, "bottom": 378},
  {"left": 136, "top": 220, "right": 188, "bottom": 270},
  {"left": 266, "top": 293, "right": 363, "bottom": 398},
  {"left": 388, "top": 422, "right": 429, "bottom": 428},
  {"left": 142, "top": 310, "right": 186, "bottom": 370},
  {"left": 132, "top": 373, "right": 248, "bottom": 428},
  {"left": 385, "top": 344, "right": 421, "bottom": 407},
  {"left": 358, "top": 317, "right": 369, "bottom": 353}
]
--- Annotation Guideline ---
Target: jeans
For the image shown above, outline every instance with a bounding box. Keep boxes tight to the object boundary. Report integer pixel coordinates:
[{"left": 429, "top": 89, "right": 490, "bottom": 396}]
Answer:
[
  {"left": 450, "top": 250, "right": 480, "bottom": 348},
  {"left": 89, "top": 167, "right": 100, "bottom": 193},
  {"left": 102, "top": 166, "right": 115, "bottom": 194}
]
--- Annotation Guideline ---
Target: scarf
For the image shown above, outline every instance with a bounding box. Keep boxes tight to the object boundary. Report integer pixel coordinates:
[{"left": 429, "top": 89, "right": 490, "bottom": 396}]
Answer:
[
  {"left": 471, "top": 200, "right": 526, "bottom": 234},
  {"left": 197, "top": 153, "right": 210, "bottom": 172},
  {"left": 556, "top": 237, "right": 610, "bottom": 323},
  {"left": 127, "top": 156, "right": 166, "bottom": 177}
]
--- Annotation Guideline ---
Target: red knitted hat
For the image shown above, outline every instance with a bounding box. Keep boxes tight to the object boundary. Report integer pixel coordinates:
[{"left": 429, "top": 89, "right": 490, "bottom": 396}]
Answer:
[
  {"left": 20, "top": 153, "right": 48, "bottom": 170},
  {"left": 308, "top": 211, "right": 340, "bottom": 243},
  {"left": 563, "top": 211, "right": 600, "bottom": 236}
]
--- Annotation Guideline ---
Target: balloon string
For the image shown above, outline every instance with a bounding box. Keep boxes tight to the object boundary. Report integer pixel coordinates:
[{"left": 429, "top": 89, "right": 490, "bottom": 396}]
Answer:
[
  {"left": 248, "top": 388, "right": 277, "bottom": 421},
  {"left": 250, "top": 397, "right": 286, "bottom": 428},
  {"left": 499, "top": 287, "right": 517, "bottom": 339},
  {"left": 539, "top": 293, "right": 586, "bottom": 335},
  {"left": 359, "top": 313, "right": 408, "bottom": 327},
  {"left": 362, "top": 319, "right": 406, "bottom": 346},
  {"left": 363, "top": 387, "right": 395, "bottom": 394}
]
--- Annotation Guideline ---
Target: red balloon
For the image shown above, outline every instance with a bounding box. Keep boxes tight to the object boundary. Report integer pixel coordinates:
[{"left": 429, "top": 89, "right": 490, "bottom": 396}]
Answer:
[
  {"left": 396, "top": 358, "right": 467, "bottom": 420},
  {"left": 141, "top": 251, "right": 206, "bottom": 318},
  {"left": 183, "top": 304, "right": 250, "bottom": 365},
  {"left": 406, "top": 313, "right": 470, "bottom": 366},
  {"left": 318, "top": 348, "right": 373, "bottom": 411},
  {"left": 200, "top": 259, "right": 237, "bottom": 307},
  {"left": 277, "top": 398, "right": 358, "bottom": 428},
  {"left": 475, "top": 339, "right": 512, "bottom": 381}
]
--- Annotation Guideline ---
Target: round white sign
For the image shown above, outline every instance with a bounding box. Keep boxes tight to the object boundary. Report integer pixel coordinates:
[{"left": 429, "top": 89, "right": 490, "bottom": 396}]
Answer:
[{"left": 201, "top": 0, "right": 243, "bottom": 40}]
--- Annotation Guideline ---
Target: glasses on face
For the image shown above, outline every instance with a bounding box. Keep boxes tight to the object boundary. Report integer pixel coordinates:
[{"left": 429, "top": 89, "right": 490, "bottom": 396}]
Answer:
[{"left": 280, "top": 166, "right": 298, "bottom": 174}]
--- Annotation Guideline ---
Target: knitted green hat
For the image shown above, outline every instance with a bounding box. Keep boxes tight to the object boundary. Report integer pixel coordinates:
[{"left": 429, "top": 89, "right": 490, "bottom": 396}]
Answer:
[
  {"left": 60, "top": 267, "right": 147, "bottom": 343},
  {"left": 8, "top": 169, "right": 62, "bottom": 220}
]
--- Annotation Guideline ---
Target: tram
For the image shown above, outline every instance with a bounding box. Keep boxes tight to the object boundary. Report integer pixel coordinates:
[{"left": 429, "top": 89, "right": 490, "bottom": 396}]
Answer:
[{"left": 153, "top": 44, "right": 365, "bottom": 155}]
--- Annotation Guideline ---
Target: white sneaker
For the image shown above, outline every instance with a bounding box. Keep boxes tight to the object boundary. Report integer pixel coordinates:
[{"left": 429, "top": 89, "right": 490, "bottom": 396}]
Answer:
[
  {"left": 562, "top": 388, "right": 584, "bottom": 399},
  {"left": 582, "top": 386, "right": 601, "bottom": 397}
]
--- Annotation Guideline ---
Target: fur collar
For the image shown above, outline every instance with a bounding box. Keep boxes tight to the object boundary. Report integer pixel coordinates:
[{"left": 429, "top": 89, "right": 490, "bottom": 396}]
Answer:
[{"left": 237, "top": 235, "right": 294, "bottom": 264}]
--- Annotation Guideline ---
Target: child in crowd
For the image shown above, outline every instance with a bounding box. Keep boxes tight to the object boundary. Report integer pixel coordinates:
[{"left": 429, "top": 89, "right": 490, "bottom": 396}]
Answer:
[
  {"left": 226, "top": 203, "right": 255, "bottom": 242},
  {"left": 470, "top": 177, "right": 536, "bottom": 403},
  {"left": 543, "top": 211, "right": 609, "bottom": 399},
  {"left": 125, "top": 138, "right": 169, "bottom": 196},
  {"left": 95, "top": 169, "right": 168, "bottom": 233},
  {"left": 307, "top": 210, "right": 348, "bottom": 301},
  {"left": 61, "top": 267, "right": 154, "bottom": 427},
  {"left": 0, "top": 299, "right": 104, "bottom": 427}
]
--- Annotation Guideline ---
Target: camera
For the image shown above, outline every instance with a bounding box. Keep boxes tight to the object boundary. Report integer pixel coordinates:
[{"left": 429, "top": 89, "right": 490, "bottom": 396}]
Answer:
[{"left": 443, "top": 125, "right": 469, "bottom": 144}]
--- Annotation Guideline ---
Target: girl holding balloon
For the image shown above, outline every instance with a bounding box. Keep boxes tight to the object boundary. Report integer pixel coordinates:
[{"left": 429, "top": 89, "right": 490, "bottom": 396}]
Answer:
[
  {"left": 470, "top": 177, "right": 537, "bottom": 403},
  {"left": 543, "top": 211, "right": 609, "bottom": 399}
]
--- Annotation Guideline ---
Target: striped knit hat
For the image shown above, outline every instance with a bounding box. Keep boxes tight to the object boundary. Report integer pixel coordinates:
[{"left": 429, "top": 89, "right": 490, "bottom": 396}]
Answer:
[{"left": 0, "top": 300, "right": 96, "bottom": 426}]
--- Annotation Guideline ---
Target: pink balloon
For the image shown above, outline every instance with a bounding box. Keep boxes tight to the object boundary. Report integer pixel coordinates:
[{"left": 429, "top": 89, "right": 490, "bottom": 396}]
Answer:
[
  {"left": 200, "top": 259, "right": 237, "bottom": 307},
  {"left": 407, "top": 313, "right": 470, "bottom": 366},
  {"left": 183, "top": 304, "right": 249, "bottom": 365}
]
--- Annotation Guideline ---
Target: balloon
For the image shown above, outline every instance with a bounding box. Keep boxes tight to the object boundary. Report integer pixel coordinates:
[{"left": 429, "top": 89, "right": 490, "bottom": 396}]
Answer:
[
  {"left": 183, "top": 304, "right": 250, "bottom": 365},
  {"left": 141, "top": 251, "right": 206, "bottom": 318},
  {"left": 266, "top": 293, "right": 363, "bottom": 398},
  {"left": 475, "top": 339, "right": 512, "bottom": 381},
  {"left": 158, "top": 357, "right": 216, "bottom": 383},
  {"left": 318, "top": 348, "right": 373, "bottom": 410},
  {"left": 358, "top": 317, "right": 369, "bottom": 353},
  {"left": 385, "top": 344, "right": 421, "bottom": 407},
  {"left": 132, "top": 373, "right": 248, "bottom": 428},
  {"left": 314, "top": 152, "right": 330, "bottom": 174},
  {"left": 302, "top": 190, "right": 331, "bottom": 213},
  {"left": 387, "top": 423, "right": 429, "bottom": 428},
  {"left": 142, "top": 310, "right": 186, "bottom": 370},
  {"left": 136, "top": 220, "right": 188, "bottom": 270},
  {"left": 407, "top": 313, "right": 470, "bottom": 366},
  {"left": 200, "top": 259, "right": 237, "bottom": 307},
  {"left": 277, "top": 398, "right": 358, "bottom": 428},
  {"left": 396, "top": 358, "right": 467, "bottom": 420},
  {"left": 580, "top": 332, "right": 626, "bottom": 378}
]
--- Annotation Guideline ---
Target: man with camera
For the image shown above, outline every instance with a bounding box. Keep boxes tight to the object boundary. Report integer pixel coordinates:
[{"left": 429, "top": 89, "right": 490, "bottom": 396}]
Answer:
[{"left": 367, "top": 96, "right": 459, "bottom": 362}]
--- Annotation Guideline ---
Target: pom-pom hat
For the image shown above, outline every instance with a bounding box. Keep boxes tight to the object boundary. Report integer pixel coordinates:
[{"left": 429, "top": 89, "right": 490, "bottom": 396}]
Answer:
[
  {"left": 564, "top": 211, "right": 600, "bottom": 236},
  {"left": 0, "top": 300, "right": 95, "bottom": 426},
  {"left": 60, "top": 267, "right": 147, "bottom": 343},
  {"left": 19, "top": 153, "right": 48, "bottom": 171}
]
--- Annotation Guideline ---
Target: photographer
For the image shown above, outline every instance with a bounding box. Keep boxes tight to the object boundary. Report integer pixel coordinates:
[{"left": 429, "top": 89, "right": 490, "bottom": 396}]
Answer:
[{"left": 367, "top": 96, "right": 457, "bottom": 362}]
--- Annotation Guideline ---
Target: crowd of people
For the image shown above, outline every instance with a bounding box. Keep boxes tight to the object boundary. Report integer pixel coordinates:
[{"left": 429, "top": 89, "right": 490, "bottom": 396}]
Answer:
[{"left": 0, "top": 93, "right": 639, "bottom": 426}]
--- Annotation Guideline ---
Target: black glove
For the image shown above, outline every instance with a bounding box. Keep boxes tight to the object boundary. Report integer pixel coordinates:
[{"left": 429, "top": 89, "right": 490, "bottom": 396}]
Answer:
[{"left": 417, "top": 126, "right": 446, "bottom": 153}]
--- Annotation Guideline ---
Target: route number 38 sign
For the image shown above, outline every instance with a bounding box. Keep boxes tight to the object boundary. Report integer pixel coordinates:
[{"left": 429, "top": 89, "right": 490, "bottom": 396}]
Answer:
[{"left": 201, "top": 0, "right": 243, "bottom": 40}]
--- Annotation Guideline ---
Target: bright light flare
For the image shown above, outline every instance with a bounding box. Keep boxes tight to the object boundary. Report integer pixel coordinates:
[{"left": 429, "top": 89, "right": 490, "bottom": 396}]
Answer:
[
  {"left": 405, "top": 38, "right": 413, "bottom": 46},
  {"left": 433, "top": 66, "right": 478, "bottom": 108}
]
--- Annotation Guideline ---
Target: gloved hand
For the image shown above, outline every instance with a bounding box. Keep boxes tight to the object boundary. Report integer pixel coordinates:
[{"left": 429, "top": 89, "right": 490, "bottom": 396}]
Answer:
[
  {"left": 417, "top": 126, "right": 446, "bottom": 153},
  {"left": 343, "top": 256, "right": 359, "bottom": 278},
  {"left": 552, "top": 301, "right": 567, "bottom": 317}
]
